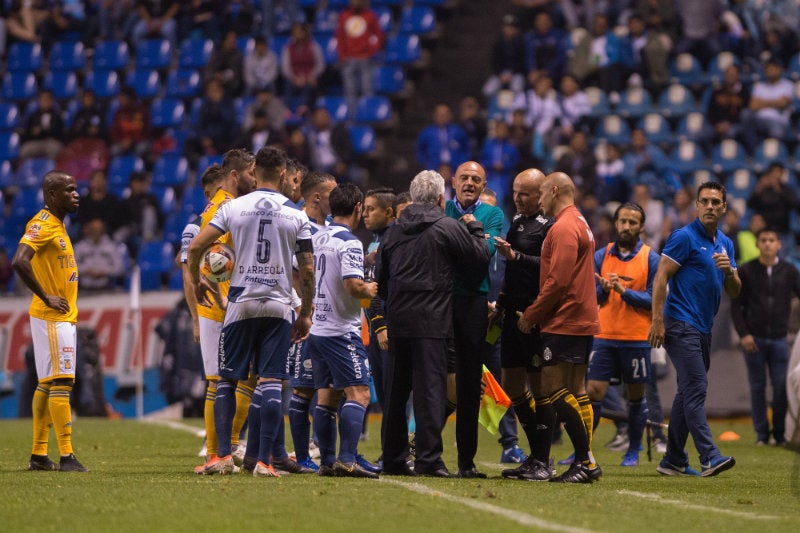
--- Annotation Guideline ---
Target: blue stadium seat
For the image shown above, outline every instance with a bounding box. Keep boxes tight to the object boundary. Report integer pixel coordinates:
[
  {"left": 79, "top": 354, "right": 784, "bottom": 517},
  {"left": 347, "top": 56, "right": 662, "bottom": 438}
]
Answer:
[
  {"left": 372, "top": 65, "right": 406, "bottom": 96},
  {"left": 43, "top": 71, "right": 79, "bottom": 100},
  {"left": 373, "top": 0, "right": 404, "bottom": 5},
  {"left": 49, "top": 40, "right": 85, "bottom": 71},
  {"left": 108, "top": 155, "right": 145, "bottom": 193},
  {"left": 349, "top": 124, "right": 376, "bottom": 154},
  {"left": 197, "top": 155, "right": 224, "bottom": 172},
  {"left": 676, "top": 112, "right": 712, "bottom": 146},
  {"left": 165, "top": 69, "right": 201, "bottom": 99},
  {"left": 16, "top": 158, "right": 55, "bottom": 189},
  {"left": 636, "top": 113, "right": 673, "bottom": 149},
  {"left": 180, "top": 186, "right": 209, "bottom": 217},
  {"left": 10, "top": 188, "right": 44, "bottom": 222},
  {"left": 6, "top": 42, "right": 43, "bottom": 72},
  {"left": 237, "top": 36, "right": 255, "bottom": 56},
  {"left": 315, "top": 35, "right": 339, "bottom": 64},
  {"left": 0, "top": 132, "right": 20, "bottom": 161},
  {"left": 584, "top": 87, "right": 611, "bottom": 121},
  {"left": 315, "top": 96, "right": 349, "bottom": 122},
  {"left": 789, "top": 53, "right": 800, "bottom": 81},
  {"left": 615, "top": 87, "right": 653, "bottom": 120},
  {"left": 137, "top": 240, "right": 175, "bottom": 291},
  {"left": 706, "top": 52, "right": 740, "bottom": 86},
  {"left": 399, "top": 6, "right": 437, "bottom": 35},
  {"left": 753, "top": 138, "right": 788, "bottom": 173},
  {"left": 373, "top": 6, "right": 394, "bottom": 33},
  {"left": 161, "top": 128, "right": 190, "bottom": 156},
  {"left": 354, "top": 95, "right": 392, "bottom": 125},
  {"left": 92, "top": 40, "right": 130, "bottom": 71},
  {"left": 726, "top": 168, "right": 756, "bottom": 198},
  {"left": 152, "top": 155, "right": 190, "bottom": 187},
  {"left": 151, "top": 184, "right": 177, "bottom": 215},
  {"left": 383, "top": 34, "right": 421, "bottom": 65},
  {"left": 150, "top": 98, "right": 186, "bottom": 129},
  {"left": 670, "top": 140, "right": 707, "bottom": 179},
  {"left": 270, "top": 34, "right": 290, "bottom": 57},
  {"left": 0, "top": 103, "right": 20, "bottom": 131},
  {"left": 84, "top": 70, "right": 120, "bottom": 99},
  {"left": 313, "top": 7, "right": 341, "bottom": 36},
  {"left": 0, "top": 160, "right": 13, "bottom": 189},
  {"left": 233, "top": 96, "right": 255, "bottom": 125},
  {"left": 595, "top": 115, "right": 631, "bottom": 146},
  {"left": 710, "top": 139, "right": 747, "bottom": 176},
  {"left": 658, "top": 83, "right": 696, "bottom": 121},
  {"left": 127, "top": 69, "right": 162, "bottom": 99},
  {"left": 135, "top": 39, "right": 172, "bottom": 70},
  {"left": 2, "top": 72, "right": 38, "bottom": 101},
  {"left": 178, "top": 37, "right": 214, "bottom": 69},
  {"left": 669, "top": 53, "right": 703, "bottom": 86}
]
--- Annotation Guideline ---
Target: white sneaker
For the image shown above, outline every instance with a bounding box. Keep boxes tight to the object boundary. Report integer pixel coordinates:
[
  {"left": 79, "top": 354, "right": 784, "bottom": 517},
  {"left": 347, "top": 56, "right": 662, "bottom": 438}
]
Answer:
[
  {"left": 309, "top": 441, "right": 320, "bottom": 459},
  {"left": 231, "top": 442, "right": 246, "bottom": 466}
]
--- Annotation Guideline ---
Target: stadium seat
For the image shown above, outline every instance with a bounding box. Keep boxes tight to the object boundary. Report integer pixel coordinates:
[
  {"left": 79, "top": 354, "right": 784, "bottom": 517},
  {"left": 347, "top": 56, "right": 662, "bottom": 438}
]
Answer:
[
  {"left": 165, "top": 69, "right": 201, "bottom": 99},
  {"left": 0, "top": 103, "right": 20, "bottom": 131},
  {"left": 595, "top": 115, "right": 631, "bottom": 146},
  {"left": 6, "top": 42, "right": 43, "bottom": 72},
  {"left": 108, "top": 155, "right": 145, "bottom": 193},
  {"left": 197, "top": 155, "right": 224, "bottom": 172},
  {"left": 658, "top": 83, "right": 695, "bottom": 121},
  {"left": 135, "top": 39, "right": 172, "bottom": 70},
  {"left": 2, "top": 72, "right": 38, "bottom": 101},
  {"left": 313, "top": 7, "right": 341, "bottom": 36},
  {"left": 0, "top": 132, "right": 20, "bottom": 161},
  {"left": 233, "top": 96, "right": 255, "bottom": 125},
  {"left": 127, "top": 69, "right": 162, "bottom": 99},
  {"left": 150, "top": 98, "right": 186, "bottom": 129},
  {"left": 710, "top": 139, "right": 747, "bottom": 176},
  {"left": 152, "top": 155, "right": 190, "bottom": 187},
  {"left": 675, "top": 112, "right": 712, "bottom": 148},
  {"left": 691, "top": 169, "right": 714, "bottom": 189},
  {"left": 137, "top": 240, "right": 175, "bottom": 291},
  {"left": 270, "top": 34, "right": 290, "bottom": 57},
  {"left": 669, "top": 140, "right": 707, "bottom": 179},
  {"left": 16, "top": 158, "right": 55, "bottom": 189},
  {"left": 383, "top": 34, "right": 422, "bottom": 65},
  {"left": 584, "top": 86, "right": 611, "bottom": 121},
  {"left": 669, "top": 53, "right": 703, "bottom": 86},
  {"left": 151, "top": 184, "right": 177, "bottom": 215},
  {"left": 372, "top": 0, "right": 404, "bottom": 6},
  {"left": 753, "top": 138, "right": 788, "bottom": 173},
  {"left": 49, "top": 40, "right": 85, "bottom": 71},
  {"left": 788, "top": 53, "right": 800, "bottom": 81},
  {"left": 43, "top": 71, "right": 79, "bottom": 101},
  {"left": 372, "top": 65, "right": 406, "bottom": 96},
  {"left": 315, "top": 96, "right": 349, "bottom": 123},
  {"left": 163, "top": 213, "right": 187, "bottom": 247},
  {"left": 615, "top": 87, "right": 653, "bottom": 120},
  {"left": 706, "top": 51, "right": 740, "bottom": 85},
  {"left": 178, "top": 37, "right": 214, "bottom": 69},
  {"left": 180, "top": 186, "right": 209, "bottom": 217},
  {"left": 0, "top": 160, "right": 13, "bottom": 189},
  {"left": 9, "top": 188, "right": 44, "bottom": 222},
  {"left": 399, "top": 6, "right": 437, "bottom": 36},
  {"left": 315, "top": 35, "right": 339, "bottom": 64},
  {"left": 726, "top": 168, "right": 756, "bottom": 198},
  {"left": 636, "top": 113, "right": 673, "bottom": 148},
  {"left": 349, "top": 124, "right": 376, "bottom": 154},
  {"left": 84, "top": 70, "right": 121, "bottom": 99},
  {"left": 92, "top": 40, "right": 130, "bottom": 71},
  {"left": 237, "top": 36, "right": 255, "bottom": 56},
  {"left": 354, "top": 95, "right": 392, "bottom": 125},
  {"left": 373, "top": 6, "right": 394, "bottom": 33}
]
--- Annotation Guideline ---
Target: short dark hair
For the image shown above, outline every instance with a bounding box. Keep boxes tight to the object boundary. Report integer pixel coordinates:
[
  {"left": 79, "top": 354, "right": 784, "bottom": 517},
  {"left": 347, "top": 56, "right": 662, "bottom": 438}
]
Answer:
[
  {"left": 393, "top": 191, "right": 411, "bottom": 211},
  {"left": 223, "top": 148, "right": 255, "bottom": 175},
  {"left": 200, "top": 163, "right": 223, "bottom": 188},
  {"left": 365, "top": 186, "right": 396, "bottom": 210},
  {"left": 697, "top": 181, "right": 727, "bottom": 204},
  {"left": 613, "top": 202, "right": 646, "bottom": 225},
  {"left": 254, "top": 145, "right": 287, "bottom": 181},
  {"left": 329, "top": 183, "right": 363, "bottom": 217},
  {"left": 300, "top": 171, "right": 335, "bottom": 197},
  {"left": 755, "top": 227, "right": 780, "bottom": 239}
]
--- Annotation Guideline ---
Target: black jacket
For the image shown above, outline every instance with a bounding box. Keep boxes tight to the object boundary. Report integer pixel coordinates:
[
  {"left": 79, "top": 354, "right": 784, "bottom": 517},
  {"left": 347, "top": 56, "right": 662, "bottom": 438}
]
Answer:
[
  {"left": 731, "top": 258, "right": 800, "bottom": 339},
  {"left": 377, "top": 203, "right": 489, "bottom": 339}
]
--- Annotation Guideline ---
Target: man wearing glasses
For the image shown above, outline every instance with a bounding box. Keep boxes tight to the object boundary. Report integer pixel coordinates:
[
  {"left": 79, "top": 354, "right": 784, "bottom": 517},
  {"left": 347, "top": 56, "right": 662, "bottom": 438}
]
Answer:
[{"left": 648, "top": 182, "right": 741, "bottom": 477}]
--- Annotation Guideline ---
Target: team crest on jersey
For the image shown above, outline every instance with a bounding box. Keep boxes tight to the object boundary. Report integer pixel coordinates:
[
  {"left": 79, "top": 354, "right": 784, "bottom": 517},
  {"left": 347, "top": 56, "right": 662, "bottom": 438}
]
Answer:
[
  {"left": 58, "top": 237, "right": 67, "bottom": 250},
  {"left": 543, "top": 346, "right": 552, "bottom": 362},
  {"left": 25, "top": 223, "right": 42, "bottom": 239},
  {"left": 303, "top": 359, "right": 313, "bottom": 370}
]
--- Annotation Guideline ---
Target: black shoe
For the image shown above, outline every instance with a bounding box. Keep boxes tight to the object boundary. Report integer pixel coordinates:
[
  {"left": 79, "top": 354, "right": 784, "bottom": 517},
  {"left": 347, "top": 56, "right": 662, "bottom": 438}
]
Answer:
[
  {"left": 272, "top": 455, "right": 317, "bottom": 474},
  {"left": 333, "top": 460, "right": 379, "bottom": 479},
  {"left": 28, "top": 454, "right": 58, "bottom": 471},
  {"left": 383, "top": 463, "right": 416, "bottom": 476},
  {"left": 501, "top": 456, "right": 535, "bottom": 479},
  {"left": 549, "top": 461, "right": 592, "bottom": 483},
  {"left": 503, "top": 457, "right": 552, "bottom": 481},
  {"left": 241, "top": 456, "right": 257, "bottom": 474},
  {"left": 457, "top": 467, "right": 487, "bottom": 479},
  {"left": 318, "top": 464, "right": 337, "bottom": 477},
  {"left": 417, "top": 467, "right": 451, "bottom": 478},
  {"left": 59, "top": 454, "right": 89, "bottom": 472}
]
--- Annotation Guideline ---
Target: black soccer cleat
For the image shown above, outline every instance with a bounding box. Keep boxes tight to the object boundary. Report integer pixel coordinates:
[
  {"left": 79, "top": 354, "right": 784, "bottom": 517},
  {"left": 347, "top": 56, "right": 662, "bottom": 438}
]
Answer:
[
  {"left": 59, "top": 453, "right": 89, "bottom": 472},
  {"left": 28, "top": 454, "right": 58, "bottom": 471},
  {"left": 333, "top": 460, "right": 379, "bottom": 479},
  {"left": 549, "top": 461, "right": 593, "bottom": 483}
]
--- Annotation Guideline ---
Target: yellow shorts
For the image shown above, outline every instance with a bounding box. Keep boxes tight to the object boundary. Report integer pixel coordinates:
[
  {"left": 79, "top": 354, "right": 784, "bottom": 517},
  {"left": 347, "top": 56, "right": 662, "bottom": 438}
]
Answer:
[{"left": 30, "top": 317, "right": 76, "bottom": 382}]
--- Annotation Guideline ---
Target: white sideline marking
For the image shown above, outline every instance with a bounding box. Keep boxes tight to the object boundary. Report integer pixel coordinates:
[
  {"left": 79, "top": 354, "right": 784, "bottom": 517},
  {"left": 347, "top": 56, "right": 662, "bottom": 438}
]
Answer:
[
  {"left": 141, "top": 418, "right": 206, "bottom": 437},
  {"left": 380, "top": 478, "right": 600, "bottom": 533},
  {"left": 617, "top": 490, "right": 779, "bottom": 520}
]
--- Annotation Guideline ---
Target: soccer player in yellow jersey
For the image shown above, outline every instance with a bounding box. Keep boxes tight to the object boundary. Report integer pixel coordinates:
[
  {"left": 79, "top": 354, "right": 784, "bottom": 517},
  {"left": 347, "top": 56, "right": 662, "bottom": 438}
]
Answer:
[
  {"left": 12, "top": 170, "right": 88, "bottom": 472},
  {"left": 193, "top": 149, "right": 258, "bottom": 474}
]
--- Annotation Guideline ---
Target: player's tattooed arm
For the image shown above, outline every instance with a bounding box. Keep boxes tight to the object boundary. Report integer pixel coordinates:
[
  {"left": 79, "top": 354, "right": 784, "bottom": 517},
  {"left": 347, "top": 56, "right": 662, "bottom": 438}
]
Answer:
[{"left": 296, "top": 250, "right": 315, "bottom": 318}]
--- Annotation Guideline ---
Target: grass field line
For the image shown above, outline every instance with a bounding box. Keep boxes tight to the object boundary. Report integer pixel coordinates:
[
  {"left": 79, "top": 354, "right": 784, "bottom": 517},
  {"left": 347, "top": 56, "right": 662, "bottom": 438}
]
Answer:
[
  {"left": 616, "top": 490, "right": 779, "bottom": 520},
  {"left": 140, "top": 418, "right": 205, "bottom": 437},
  {"left": 380, "top": 478, "right": 602, "bottom": 533}
]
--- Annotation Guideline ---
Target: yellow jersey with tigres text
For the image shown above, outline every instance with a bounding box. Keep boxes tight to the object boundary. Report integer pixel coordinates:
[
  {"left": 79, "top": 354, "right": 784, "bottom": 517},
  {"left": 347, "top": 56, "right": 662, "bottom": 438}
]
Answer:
[
  {"left": 197, "top": 188, "right": 235, "bottom": 322},
  {"left": 19, "top": 209, "right": 79, "bottom": 323}
]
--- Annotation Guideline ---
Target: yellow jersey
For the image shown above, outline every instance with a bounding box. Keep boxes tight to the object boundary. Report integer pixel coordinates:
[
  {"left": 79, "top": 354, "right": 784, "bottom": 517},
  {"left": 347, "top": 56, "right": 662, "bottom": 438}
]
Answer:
[
  {"left": 19, "top": 209, "right": 79, "bottom": 323},
  {"left": 197, "top": 188, "right": 235, "bottom": 322}
]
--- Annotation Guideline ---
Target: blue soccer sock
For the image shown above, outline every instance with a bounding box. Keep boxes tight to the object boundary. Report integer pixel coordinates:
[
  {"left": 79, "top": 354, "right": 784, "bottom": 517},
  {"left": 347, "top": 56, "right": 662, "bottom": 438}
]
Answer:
[
  {"left": 314, "top": 404, "right": 338, "bottom": 467},
  {"left": 591, "top": 400, "right": 603, "bottom": 431},
  {"left": 338, "top": 400, "right": 367, "bottom": 464},
  {"left": 288, "top": 394, "right": 312, "bottom": 461},
  {"left": 271, "top": 407, "right": 288, "bottom": 460},
  {"left": 256, "top": 382, "right": 283, "bottom": 465},
  {"left": 628, "top": 397, "right": 647, "bottom": 453},
  {"left": 244, "top": 387, "right": 262, "bottom": 461},
  {"left": 213, "top": 380, "right": 236, "bottom": 458}
]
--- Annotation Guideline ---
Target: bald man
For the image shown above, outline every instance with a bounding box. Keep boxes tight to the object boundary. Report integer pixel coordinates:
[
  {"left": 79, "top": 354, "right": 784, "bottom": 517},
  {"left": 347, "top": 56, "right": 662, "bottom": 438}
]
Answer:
[
  {"left": 517, "top": 172, "right": 601, "bottom": 483},
  {"left": 492, "top": 169, "right": 557, "bottom": 480},
  {"left": 444, "top": 161, "right": 505, "bottom": 478}
]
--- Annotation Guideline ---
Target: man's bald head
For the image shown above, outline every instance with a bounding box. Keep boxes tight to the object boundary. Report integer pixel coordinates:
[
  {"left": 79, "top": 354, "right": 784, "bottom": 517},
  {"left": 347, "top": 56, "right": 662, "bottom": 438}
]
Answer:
[
  {"left": 539, "top": 172, "right": 576, "bottom": 217},
  {"left": 452, "top": 161, "right": 487, "bottom": 208},
  {"left": 513, "top": 168, "right": 546, "bottom": 216}
]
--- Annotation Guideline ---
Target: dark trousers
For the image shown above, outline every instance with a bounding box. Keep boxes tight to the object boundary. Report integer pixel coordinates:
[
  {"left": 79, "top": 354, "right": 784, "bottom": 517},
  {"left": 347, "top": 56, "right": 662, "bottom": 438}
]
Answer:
[
  {"left": 367, "top": 335, "right": 388, "bottom": 410},
  {"left": 382, "top": 337, "right": 448, "bottom": 473},
  {"left": 453, "top": 293, "right": 487, "bottom": 470}
]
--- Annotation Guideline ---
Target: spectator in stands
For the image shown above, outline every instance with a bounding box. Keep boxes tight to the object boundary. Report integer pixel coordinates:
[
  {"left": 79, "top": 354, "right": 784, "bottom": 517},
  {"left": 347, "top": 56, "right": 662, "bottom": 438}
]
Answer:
[
  {"left": 285, "top": 126, "right": 312, "bottom": 168},
  {"left": 479, "top": 120, "right": 520, "bottom": 209},
  {"left": 109, "top": 86, "right": 151, "bottom": 158},
  {"left": 243, "top": 86, "right": 289, "bottom": 132},
  {"left": 223, "top": 0, "right": 256, "bottom": 37},
  {"left": 483, "top": 13, "right": 527, "bottom": 96},
  {"left": 674, "top": 0, "right": 725, "bottom": 68},
  {"left": 117, "top": 170, "right": 164, "bottom": 250},
  {"left": 568, "top": 13, "right": 627, "bottom": 95},
  {"left": 622, "top": 128, "right": 672, "bottom": 202},
  {"left": 635, "top": 0, "right": 678, "bottom": 42},
  {"left": 595, "top": 143, "right": 627, "bottom": 204},
  {"left": 459, "top": 95, "right": 487, "bottom": 161},
  {"left": 557, "top": 74, "right": 591, "bottom": 142},
  {"left": 73, "top": 218, "right": 126, "bottom": 292},
  {"left": 631, "top": 183, "right": 664, "bottom": 251},
  {"left": 743, "top": 58, "right": 794, "bottom": 152},
  {"left": 97, "top": 0, "right": 133, "bottom": 41},
  {"left": 41, "top": 0, "right": 90, "bottom": 49},
  {"left": 69, "top": 90, "right": 107, "bottom": 141},
  {"left": 75, "top": 169, "right": 126, "bottom": 236},
  {"left": 186, "top": 79, "right": 239, "bottom": 163},
  {"left": 619, "top": 13, "right": 671, "bottom": 94},
  {"left": 243, "top": 36, "right": 279, "bottom": 96},
  {"left": 661, "top": 186, "right": 696, "bottom": 248},
  {"left": 19, "top": 90, "right": 64, "bottom": 161},
  {"left": 281, "top": 22, "right": 326, "bottom": 113},
  {"left": 305, "top": 107, "right": 353, "bottom": 182},
  {"left": 0, "top": 247, "right": 14, "bottom": 293},
  {"left": 554, "top": 130, "right": 596, "bottom": 197},
  {"left": 707, "top": 64, "right": 750, "bottom": 146},
  {"left": 130, "top": 0, "right": 179, "bottom": 48},
  {"left": 735, "top": 212, "right": 766, "bottom": 265},
  {"left": 179, "top": 0, "right": 221, "bottom": 41},
  {"left": 204, "top": 29, "right": 245, "bottom": 99},
  {"left": 514, "top": 74, "right": 561, "bottom": 155},
  {"left": 235, "top": 108, "right": 286, "bottom": 155},
  {"left": 506, "top": 108, "right": 537, "bottom": 170},
  {"left": 4, "top": 0, "right": 45, "bottom": 47},
  {"left": 747, "top": 162, "right": 800, "bottom": 257},
  {"left": 416, "top": 103, "right": 470, "bottom": 172},
  {"left": 335, "top": 0, "right": 385, "bottom": 116},
  {"left": 523, "top": 10, "right": 569, "bottom": 86}
]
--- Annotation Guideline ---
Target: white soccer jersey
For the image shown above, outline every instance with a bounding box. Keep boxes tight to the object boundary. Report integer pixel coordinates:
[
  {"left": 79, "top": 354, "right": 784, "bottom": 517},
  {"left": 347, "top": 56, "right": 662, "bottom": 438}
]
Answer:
[
  {"left": 210, "top": 188, "right": 311, "bottom": 304},
  {"left": 179, "top": 215, "right": 201, "bottom": 263},
  {"left": 310, "top": 223, "right": 365, "bottom": 337}
]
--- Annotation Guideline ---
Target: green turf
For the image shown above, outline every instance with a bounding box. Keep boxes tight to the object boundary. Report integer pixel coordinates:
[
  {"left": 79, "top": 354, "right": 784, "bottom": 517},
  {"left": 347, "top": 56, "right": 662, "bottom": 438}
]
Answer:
[{"left": 1, "top": 417, "right": 798, "bottom": 533}]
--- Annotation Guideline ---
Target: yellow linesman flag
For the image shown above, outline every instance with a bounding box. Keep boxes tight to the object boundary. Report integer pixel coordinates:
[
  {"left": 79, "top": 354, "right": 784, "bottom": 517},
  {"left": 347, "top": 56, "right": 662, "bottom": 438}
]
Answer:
[{"left": 478, "top": 365, "right": 511, "bottom": 435}]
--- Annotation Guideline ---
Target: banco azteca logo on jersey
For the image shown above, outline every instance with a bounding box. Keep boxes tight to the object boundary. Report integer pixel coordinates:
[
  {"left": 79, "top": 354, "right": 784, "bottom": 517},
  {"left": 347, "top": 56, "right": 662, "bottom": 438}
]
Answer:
[
  {"left": 254, "top": 196, "right": 281, "bottom": 212},
  {"left": 543, "top": 346, "right": 552, "bottom": 362}
]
